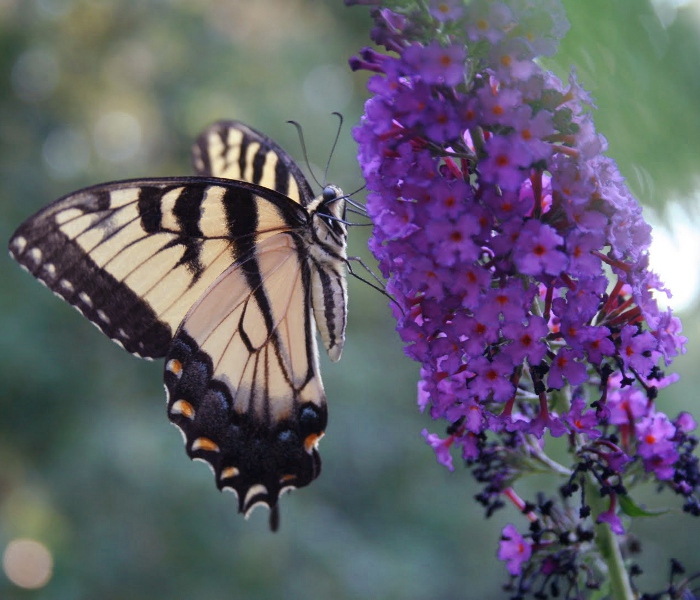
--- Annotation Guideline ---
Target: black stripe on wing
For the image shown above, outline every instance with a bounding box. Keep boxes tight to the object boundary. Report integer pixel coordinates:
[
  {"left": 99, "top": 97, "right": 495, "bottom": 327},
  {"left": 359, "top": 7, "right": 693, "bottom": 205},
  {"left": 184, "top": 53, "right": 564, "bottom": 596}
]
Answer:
[
  {"left": 9, "top": 193, "right": 173, "bottom": 358},
  {"left": 192, "top": 120, "right": 315, "bottom": 207}
]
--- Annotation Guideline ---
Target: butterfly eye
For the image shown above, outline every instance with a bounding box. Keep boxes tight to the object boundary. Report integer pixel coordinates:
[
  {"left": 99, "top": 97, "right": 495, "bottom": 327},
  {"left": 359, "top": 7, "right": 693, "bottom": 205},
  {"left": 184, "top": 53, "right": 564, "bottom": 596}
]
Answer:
[{"left": 322, "top": 186, "right": 337, "bottom": 202}]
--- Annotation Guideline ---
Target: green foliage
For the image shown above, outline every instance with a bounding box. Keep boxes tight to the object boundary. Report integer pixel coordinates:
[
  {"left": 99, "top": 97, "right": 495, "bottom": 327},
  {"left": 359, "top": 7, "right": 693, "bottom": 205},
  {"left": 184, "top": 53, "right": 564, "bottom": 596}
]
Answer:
[
  {"left": 618, "top": 494, "right": 669, "bottom": 518},
  {"left": 547, "top": 0, "right": 700, "bottom": 209}
]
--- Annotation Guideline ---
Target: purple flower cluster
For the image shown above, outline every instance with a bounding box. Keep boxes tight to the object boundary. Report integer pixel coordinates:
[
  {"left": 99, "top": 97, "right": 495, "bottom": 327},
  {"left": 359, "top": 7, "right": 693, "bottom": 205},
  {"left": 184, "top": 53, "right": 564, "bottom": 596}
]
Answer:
[{"left": 349, "top": 0, "right": 698, "bottom": 592}]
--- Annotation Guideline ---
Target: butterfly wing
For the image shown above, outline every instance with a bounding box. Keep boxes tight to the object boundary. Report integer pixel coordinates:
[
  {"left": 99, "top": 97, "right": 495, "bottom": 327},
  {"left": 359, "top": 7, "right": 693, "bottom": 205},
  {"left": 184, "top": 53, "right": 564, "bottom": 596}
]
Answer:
[
  {"left": 8, "top": 177, "right": 306, "bottom": 358},
  {"left": 9, "top": 122, "right": 345, "bottom": 526},
  {"left": 192, "top": 120, "right": 315, "bottom": 207},
  {"left": 164, "top": 228, "right": 327, "bottom": 520}
]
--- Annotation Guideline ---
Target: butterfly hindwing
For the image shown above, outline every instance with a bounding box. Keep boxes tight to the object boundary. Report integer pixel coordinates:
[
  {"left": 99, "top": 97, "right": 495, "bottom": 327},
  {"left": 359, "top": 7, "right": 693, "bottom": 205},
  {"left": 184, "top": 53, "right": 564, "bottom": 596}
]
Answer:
[
  {"left": 193, "top": 120, "right": 315, "bottom": 207},
  {"left": 164, "top": 231, "right": 327, "bottom": 516}
]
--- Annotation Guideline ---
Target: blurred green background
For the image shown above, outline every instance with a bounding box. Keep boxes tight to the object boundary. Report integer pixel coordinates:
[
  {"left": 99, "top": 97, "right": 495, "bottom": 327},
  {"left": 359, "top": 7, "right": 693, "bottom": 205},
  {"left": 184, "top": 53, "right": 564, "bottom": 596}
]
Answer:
[{"left": 1, "top": 0, "right": 699, "bottom": 598}]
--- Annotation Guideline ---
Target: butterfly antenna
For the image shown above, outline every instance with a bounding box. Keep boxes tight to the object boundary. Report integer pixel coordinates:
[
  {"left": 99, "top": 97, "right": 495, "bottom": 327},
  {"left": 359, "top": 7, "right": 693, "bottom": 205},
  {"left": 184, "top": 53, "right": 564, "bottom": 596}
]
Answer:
[
  {"left": 324, "top": 112, "right": 344, "bottom": 186},
  {"left": 287, "top": 120, "right": 323, "bottom": 189},
  {"left": 347, "top": 183, "right": 367, "bottom": 197}
]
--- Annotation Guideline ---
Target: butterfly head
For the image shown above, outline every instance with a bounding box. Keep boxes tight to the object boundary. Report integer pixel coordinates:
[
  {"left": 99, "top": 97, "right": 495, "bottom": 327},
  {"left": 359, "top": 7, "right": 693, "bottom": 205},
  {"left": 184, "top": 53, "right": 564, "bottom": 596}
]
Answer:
[{"left": 308, "top": 184, "right": 347, "bottom": 256}]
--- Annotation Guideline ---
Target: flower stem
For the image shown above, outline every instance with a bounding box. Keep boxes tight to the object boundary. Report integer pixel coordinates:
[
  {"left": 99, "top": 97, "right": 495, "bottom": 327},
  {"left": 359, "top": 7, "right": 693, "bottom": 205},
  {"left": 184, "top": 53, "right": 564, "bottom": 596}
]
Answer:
[
  {"left": 525, "top": 435, "right": 572, "bottom": 476},
  {"left": 585, "top": 479, "right": 635, "bottom": 600}
]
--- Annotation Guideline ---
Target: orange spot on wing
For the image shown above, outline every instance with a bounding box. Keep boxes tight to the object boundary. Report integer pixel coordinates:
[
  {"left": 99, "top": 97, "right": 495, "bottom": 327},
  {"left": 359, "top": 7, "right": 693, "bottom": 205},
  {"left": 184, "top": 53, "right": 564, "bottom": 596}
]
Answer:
[
  {"left": 171, "top": 399, "right": 195, "bottom": 419},
  {"left": 304, "top": 432, "right": 324, "bottom": 453},
  {"left": 166, "top": 358, "right": 182, "bottom": 375},
  {"left": 192, "top": 437, "right": 220, "bottom": 453},
  {"left": 220, "top": 466, "right": 239, "bottom": 480}
]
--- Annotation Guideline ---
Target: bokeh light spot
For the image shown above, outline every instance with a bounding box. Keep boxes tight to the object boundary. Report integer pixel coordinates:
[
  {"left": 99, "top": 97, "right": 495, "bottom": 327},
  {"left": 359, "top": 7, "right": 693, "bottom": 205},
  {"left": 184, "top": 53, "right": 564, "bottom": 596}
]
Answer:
[
  {"left": 2, "top": 538, "right": 53, "bottom": 590},
  {"left": 11, "top": 47, "right": 59, "bottom": 102},
  {"left": 93, "top": 111, "right": 142, "bottom": 163},
  {"left": 34, "top": 0, "right": 74, "bottom": 19},
  {"left": 43, "top": 127, "right": 90, "bottom": 179},
  {"left": 646, "top": 201, "right": 700, "bottom": 312}
]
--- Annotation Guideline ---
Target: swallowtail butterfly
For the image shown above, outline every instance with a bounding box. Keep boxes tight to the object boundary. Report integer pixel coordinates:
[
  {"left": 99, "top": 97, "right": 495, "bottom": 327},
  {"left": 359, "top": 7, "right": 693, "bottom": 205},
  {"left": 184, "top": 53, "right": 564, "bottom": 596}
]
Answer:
[{"left": 8, "top": 121, "right": 349, "bottom": 529}]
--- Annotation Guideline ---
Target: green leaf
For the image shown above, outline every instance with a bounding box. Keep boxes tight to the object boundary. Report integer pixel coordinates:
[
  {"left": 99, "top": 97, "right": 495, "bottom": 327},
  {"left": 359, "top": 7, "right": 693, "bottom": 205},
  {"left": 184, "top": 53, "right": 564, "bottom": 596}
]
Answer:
[
  {"left": 589, "top": 581, "right": 611, "bottom": 600},
  {"left": 618, "top": 494, "right": 669, "bottom": 518}
]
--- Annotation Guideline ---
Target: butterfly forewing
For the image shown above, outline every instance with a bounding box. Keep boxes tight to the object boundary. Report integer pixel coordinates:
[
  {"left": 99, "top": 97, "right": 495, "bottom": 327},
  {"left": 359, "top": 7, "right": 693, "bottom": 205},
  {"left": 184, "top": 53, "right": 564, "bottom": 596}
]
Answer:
[
  {"left": 9, "top": 180, "right": 217, "bottom": 357},
  {"left": 8, "top": 178, "right": 304, "bottom": 359}
]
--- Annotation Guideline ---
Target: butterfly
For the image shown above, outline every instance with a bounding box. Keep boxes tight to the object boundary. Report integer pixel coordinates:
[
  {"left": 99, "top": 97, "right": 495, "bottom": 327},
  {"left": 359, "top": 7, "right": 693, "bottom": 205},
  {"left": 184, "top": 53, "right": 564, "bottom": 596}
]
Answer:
[{"left": 8, "top": 120, "right": 349, "bottom": 530}]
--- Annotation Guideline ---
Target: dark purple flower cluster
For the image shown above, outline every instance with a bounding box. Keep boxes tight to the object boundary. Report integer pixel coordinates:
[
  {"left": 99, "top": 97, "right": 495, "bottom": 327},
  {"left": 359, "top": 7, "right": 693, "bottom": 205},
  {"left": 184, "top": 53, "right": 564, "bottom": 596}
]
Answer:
[{"left": 349, "top": 0, "right": 698, "bottom": 591}]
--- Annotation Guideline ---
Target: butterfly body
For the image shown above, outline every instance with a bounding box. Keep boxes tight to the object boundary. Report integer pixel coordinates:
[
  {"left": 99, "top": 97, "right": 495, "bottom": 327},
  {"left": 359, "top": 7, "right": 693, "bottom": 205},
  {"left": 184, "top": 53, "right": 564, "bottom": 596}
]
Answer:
[{"left": 8, "top": 122, "right": 348, "bottom": 524}]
